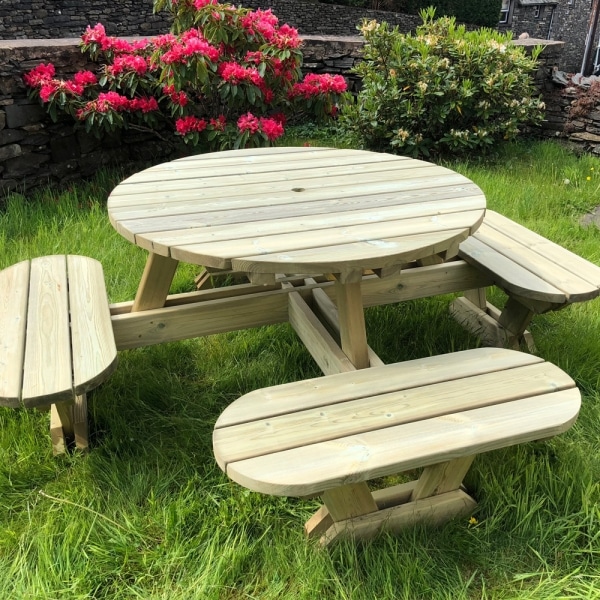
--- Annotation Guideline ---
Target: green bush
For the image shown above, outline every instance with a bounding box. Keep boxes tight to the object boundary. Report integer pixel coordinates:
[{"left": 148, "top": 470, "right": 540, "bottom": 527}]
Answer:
[{"left": 339, "top": 9, "right": 546, "bottom": 158}]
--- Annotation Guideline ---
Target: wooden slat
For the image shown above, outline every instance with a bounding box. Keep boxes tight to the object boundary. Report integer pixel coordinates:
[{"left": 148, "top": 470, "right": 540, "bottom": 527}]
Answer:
[
  {"left": 214, "top": 347, "right": 542, "bottom": 428},
  {"left": 118, "top": 151, "right": 409, "bottom": 188},
  {"left": 111, "top": 286, "right": 291, "bottom": 350},
  {"left": 109, "top": 163, "right": 454, "bottom": 204},
  {"left": 231, "top": 228, "right": 472, "bottom": 276},
  {"left": 0, "top": 260, "right": 30, "bottom": 407},
  {"left": 484, "top": 210, "right": 600, "bottom": 288},
  {"left": 213, "top": 362, "right": 575, "bottom": 467},
  {"left": 67, "top": 256, "right": 118, "bottom": 395},
  {"left": 135, "top": 195, "right": 486, "bottom": 255},
  {"left": 223, "top": 389, "right": 580, "bottom": 497},
  {"left": 167, "top": 211, "right": 485, "bottom": 267},
  {"left": 469, "top": 223, "right": 597, "bottom": 301},
  {"left": 459, "top": 236, "right": 566, "bottom": 303},
  {"left": 21, "top": 256, "right": 72, "bottom": 407}
]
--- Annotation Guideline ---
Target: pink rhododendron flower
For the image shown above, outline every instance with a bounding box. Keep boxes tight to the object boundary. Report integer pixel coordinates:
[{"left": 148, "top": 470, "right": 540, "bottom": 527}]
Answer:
[
  {"left": 96, "top": 91, "right": 130, "bottom": 112},
  {"left": 163, "top": 85, "right": 189, "bottom": 107},
  {"left": 23, "top": 63, "right": 55, "bottom": 87},
  {"left": 241, "top": 9, "right": 279, "bottom": 40},
  {"left": 110, "top": 55, "right": 148, "bottom": 76},
  {"left": 129, "top": 97, "right": 159, "bottom": 113},
  {"left": 209, "top": 115, "right": 227, "bottom": 131},
  {"left": 272, "top": 24, "right": 301, "bottom": 50},
  {"left": 175, "top": 115, "right": 208, "bottom": 134},
  {"left": 73, "top": 71, "right": 98, "bottom": 86},
  {"left": 218, "top": 62, "right": 263, "bottom": 86},
  {"left": 289, "top": 73, "right": 347, "bottom": 99},
  {"left": 259, "top": 116, "right": 284, "bottom": 140},
  {"left": 39, "top": 82, "right": 59, "bottom": 102},
  {"left": 194, "top": 0, "right": 218, "bottom": 8},
  {"left": 82, "top": 23, "right": 107, "bottom": 45},
  {"left": 152, "top": 33, "right": 177, "bottom": 49},
  {"left": 237, "top": 112, "right": 260, "bottom": 134}
]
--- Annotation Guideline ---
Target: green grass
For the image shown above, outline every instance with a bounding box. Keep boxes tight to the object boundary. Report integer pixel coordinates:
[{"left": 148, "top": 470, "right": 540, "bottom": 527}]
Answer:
[{"left": 2, "top": 139, "right": 600, "bottom": 599}]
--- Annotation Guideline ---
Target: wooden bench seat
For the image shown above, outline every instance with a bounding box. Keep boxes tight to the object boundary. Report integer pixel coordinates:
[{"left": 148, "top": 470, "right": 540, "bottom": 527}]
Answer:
[
  {"left": 213, "top": 347, "right": 580, "bottom": 545},
  {"left": 452, "top": 210, "right": 600, "bottom": 349},
  {"left": 0, "top": 255, "right": 117, "bottom": 453}
]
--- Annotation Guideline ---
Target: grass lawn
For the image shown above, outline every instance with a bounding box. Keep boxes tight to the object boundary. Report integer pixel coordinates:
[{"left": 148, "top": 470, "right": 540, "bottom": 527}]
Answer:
[{"left": 1, "top": 138, "right": 600, "bottom": 599}]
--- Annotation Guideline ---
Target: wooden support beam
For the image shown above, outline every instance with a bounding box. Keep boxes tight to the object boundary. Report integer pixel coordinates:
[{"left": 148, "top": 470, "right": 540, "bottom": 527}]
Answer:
[{"left": 132, "top": 253, "right": 179, "bottom": 312}]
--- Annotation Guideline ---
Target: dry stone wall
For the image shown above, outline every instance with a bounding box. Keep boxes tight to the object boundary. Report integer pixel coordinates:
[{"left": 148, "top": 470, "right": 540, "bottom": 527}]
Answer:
[
  {"left": 0, "top": 36, "right": 364, "bottom": 195},
  {"left": 1, "top": 34, "right": 595, "bottom": 197},
  {"left": 0, "top": 0, "right": 420, "bottom": 40}
]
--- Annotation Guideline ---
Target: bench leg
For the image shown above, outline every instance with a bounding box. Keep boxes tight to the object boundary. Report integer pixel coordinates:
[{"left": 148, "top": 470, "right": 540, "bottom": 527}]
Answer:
[
  {"left": 305, "top": 459, "right": 479, "bottom": 546},
  {"left": 450, "top": 293, "right": 536, "bottom": 351},
  {"left": 50, "top": 394, "right": 89, "bottom": 455}
]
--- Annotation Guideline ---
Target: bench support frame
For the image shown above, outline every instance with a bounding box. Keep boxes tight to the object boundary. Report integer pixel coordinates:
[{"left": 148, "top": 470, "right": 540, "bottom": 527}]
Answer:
[{"left": 305, "top": 457, "right": 478, "bottom": 546}]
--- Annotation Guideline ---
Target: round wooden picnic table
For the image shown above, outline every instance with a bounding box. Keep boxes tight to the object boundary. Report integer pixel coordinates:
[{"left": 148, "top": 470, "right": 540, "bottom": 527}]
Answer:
[{"left": 107, "top": 146, "right": 486, "bottom": 369}]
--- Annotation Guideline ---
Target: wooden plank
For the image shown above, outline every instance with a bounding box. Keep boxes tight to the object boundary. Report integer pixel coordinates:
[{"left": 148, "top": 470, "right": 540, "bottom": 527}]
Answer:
[
  {"left": 114, "top": 186, "right": 485, "bottom": 239},
  {"left": 484, "top": 210, "right": 600, "bottom": 288},
  {"left": 67, "top": 255, "right": 118, "bottom": 395},
  {"left": 288, "top": 291, "right": 356, "bottom": 376},
  {"left": 72, "top": 394, "right": 89, "bottom": 451},
  {"left": 322, "top": 482, "right": 378, "bottom": 522},
  {"left": 213, "top": 362, "right": 576, "bottom": 467},
  {"left": 167, "top": 211, "right": 485, "bottom": 268},
  {"left": 411, "top": 456, "right": 475, "bottom": 500},
  {"left": 214, "top": 347, "right": 542, "bottom": 428},
  {"left": 310, "top": 284, "right": 385, "bottom": 368},
  {"left": 320, "top": 489, "right": 477, "bottom": 546},
  {"left": 21, "top": 256, "right": 72, "bottom": 407},
  {"left": 459, "top": 236, "right": 567, "bottom": 303},
  {"left": 108, "top": 163, "right": 457, "bottom": 204},
  {"left": 108, "top": 171, "right": 477, "bottom": 223},
  {"left": 0, "top": 260, "right": 30, "bottom": 407},
  {"left": 131, "top": 253, "right": 179, "bottom": 311},
  {"left": 112, "top": 148, "right": 397, "bottom": 191},
  {"left": 111, "top": 286, "right": 291, "bottom": 350},
  {"left": 50, "top": 404, "right": 66, "bottom": 455},
  {"left": 231, "top": 228, "right": 471, "bottom": 277},
  {"left": 118, "top": 152, "right": 412, "bottom": 188},
  {"left": 469, "top": 224, "right": 597, "bottom": 301},
  {"left": 222, "top": 389, "right": 580, "bottom": 497},
  {"left": 135, "top": 197, "right": 486, "bottom": 255},
  {"left": 449, "top": 296, "right": 511, "bottom": 348}
]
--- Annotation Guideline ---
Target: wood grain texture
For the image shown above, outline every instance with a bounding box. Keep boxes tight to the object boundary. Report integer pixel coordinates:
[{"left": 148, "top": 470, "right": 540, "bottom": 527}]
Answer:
[
  {"left": 108, "top": 147, "right": 485, "bottom": 278},
  {"left": 21, "top": 256, "right": 72, "bottom": 407},
  {"left": 0, "top": 260, "right": 30, "bottom": 407},
  {"left": 213, "top": 348, "right": 580, "bottom": 497},
  {"left": 459, "top": 210, "right": 600, "bottom": 303}
]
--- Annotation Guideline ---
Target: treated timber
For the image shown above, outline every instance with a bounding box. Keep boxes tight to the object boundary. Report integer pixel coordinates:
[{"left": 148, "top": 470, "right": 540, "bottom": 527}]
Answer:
[{"left": 110, "top": 260, "right": 493, "bottom": 350}]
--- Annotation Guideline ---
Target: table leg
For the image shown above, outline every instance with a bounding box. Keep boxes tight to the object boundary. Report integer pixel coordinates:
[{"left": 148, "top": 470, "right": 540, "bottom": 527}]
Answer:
[
  {"left": 132, "top": 253, "right": 179, "bottom": 312},
  {"left": 334, "top": 275, "right": 370, "bottom": 369}
]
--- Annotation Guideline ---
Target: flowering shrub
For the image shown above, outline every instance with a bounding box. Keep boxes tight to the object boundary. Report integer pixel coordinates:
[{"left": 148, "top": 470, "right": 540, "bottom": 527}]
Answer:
[
  {"left": 339, "top": 8, "right": 546, "bottom": 158},
  {"left": 24, "top": 0, "right": 347, "bottom": 151}
]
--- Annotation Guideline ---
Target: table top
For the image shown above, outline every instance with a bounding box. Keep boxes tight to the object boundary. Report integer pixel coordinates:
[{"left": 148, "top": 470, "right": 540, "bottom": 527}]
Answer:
[{"left": 107, "top": 147, "right": 486, "bottom": 278}]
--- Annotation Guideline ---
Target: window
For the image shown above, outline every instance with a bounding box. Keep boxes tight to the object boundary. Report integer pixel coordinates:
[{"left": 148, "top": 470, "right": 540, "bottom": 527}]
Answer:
[
  {"left": 500, "top": 0, "right": 512, "bottom": 24},
  {"left": 534, "top": 5, "right": 541, "bottom": 18}
]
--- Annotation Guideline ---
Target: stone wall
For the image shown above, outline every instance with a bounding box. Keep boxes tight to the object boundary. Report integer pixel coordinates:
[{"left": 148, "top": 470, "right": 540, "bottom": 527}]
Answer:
[
  {"left": 0, "top": 36, "right": 364, "bottom": 195},
  {"left": 0, "top": 0, "right": 421, "bottom": 40},
  {"left": 3, "top": 35, "right": 595, "bottom": 197}
]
